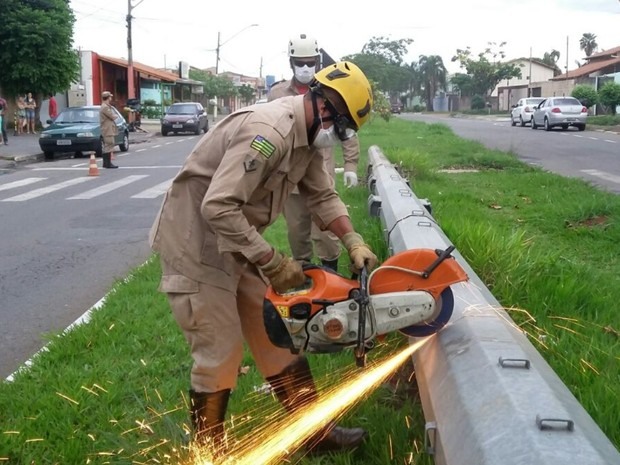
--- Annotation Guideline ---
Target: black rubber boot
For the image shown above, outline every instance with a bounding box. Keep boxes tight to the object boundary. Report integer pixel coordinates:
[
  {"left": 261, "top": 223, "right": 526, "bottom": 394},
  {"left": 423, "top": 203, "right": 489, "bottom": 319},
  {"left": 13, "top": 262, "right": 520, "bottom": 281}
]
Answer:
[
  {"left": 102, "top": 153, "right": 118, "bottom": 169},
  {"left": 320, "top": 258, "right": 339, "bottom": 272},
  {"left": 189, "top": 389, "right": 231, "bottom": 452},
  {"left": 266, "top": 357, "right": 367, "bottom": 454}
]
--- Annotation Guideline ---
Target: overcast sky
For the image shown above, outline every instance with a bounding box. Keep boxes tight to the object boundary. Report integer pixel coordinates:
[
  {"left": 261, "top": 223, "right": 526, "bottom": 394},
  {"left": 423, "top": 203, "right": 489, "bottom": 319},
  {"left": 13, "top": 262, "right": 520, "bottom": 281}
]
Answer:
[{"left": 70, "top": 0, "right": 620, "bottom": 80}]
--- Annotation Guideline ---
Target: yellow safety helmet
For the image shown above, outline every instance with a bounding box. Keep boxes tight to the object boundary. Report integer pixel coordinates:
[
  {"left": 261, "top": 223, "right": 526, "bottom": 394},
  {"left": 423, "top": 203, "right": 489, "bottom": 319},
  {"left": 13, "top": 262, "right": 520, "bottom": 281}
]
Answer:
[{"left": 312, "top": 61, "right": 373, "bottom": 130}]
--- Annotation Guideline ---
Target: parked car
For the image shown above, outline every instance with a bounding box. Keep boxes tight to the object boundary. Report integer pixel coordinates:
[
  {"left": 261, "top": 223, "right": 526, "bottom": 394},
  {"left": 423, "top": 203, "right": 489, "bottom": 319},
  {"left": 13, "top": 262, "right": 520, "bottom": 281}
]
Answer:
[
  {"left": 510, "top": 97, "right": 545, "bottom": 126},
  {"left": 161, "top": 102, "right": 208, "bottom": 136},
  {"left": 39, "top": 106, "right": 129, "bottom": 160},
  {"left": 391, "top": 102, "right": 403, "bottom": 114},
  {"left": 531, "top": 97, "right": 588, "bottom": 131}
]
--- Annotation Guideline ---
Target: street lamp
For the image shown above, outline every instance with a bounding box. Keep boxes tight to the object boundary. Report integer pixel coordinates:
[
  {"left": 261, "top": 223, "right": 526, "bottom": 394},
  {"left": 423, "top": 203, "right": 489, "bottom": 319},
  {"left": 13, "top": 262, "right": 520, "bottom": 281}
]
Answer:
[{"left": 215, "top": 24, "right": 259, "bottom": 75}]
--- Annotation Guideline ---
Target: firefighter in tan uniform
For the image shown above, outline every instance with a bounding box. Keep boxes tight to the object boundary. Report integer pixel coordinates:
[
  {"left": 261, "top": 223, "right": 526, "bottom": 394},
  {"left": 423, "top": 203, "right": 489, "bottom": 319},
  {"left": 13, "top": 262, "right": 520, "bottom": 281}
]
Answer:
[
  {"left": 268, "top": 34, "right": 360, "bottom": 271},
  {"left": 149, "top": 61, "right": 376, "bottom": 453}
]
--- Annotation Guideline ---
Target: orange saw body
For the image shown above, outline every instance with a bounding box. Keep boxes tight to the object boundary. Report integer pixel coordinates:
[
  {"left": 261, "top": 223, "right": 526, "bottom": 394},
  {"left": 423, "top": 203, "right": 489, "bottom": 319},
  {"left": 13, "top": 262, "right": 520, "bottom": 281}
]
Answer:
[{"left": 263, "top": 247, "right": 468, "bottom": 365}]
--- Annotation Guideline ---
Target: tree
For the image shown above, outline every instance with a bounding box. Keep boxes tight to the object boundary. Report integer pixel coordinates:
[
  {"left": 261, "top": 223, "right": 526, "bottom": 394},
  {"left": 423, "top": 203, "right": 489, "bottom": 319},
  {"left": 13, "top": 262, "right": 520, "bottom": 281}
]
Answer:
[
  {"left": 238, "top": 84, "right": 256, "bottom": 105},
  {"left": 418, "top": 55, "right": 447, "bottom": 111},
  {"left": 189, "top": 69, "right": 238, "bottom": 100},
  {"left": 451, "top": 43, "right": 521, "bottom": 97},
  {"left": 541, "top": 50, "right": 562, "bottom": 76},
  {"left": 343, "top": 36, "right": 414, "bottom": 100},
  {"left": 598, "top": 82, "right": 620, "bottom": 115},
  {"left": 571, "top": 85, "right": 598, "bottom": 108},
  {"left": 0, "top": 0, "right": 80, "bottom": 103},
  {"left": 579, "top": 33, "right": 598, "bottom": 57}
]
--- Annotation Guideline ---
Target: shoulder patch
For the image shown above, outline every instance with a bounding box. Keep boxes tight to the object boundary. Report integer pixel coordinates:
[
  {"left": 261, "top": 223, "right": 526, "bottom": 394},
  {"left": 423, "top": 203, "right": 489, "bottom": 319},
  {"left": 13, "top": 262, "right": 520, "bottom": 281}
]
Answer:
[{"left": 250, "top": 135, "right": 276, "bottom": 159}]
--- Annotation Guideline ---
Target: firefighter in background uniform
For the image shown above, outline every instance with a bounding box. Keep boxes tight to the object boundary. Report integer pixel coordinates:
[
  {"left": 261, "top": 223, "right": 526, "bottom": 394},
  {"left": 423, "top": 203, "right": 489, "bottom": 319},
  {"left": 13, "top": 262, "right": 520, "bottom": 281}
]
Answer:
[
  {"left": 268, "top": 34, "right": 360, "bottom": 272},
  {"left": 149, "top": 61, "right": 377, "bottom": 453}
]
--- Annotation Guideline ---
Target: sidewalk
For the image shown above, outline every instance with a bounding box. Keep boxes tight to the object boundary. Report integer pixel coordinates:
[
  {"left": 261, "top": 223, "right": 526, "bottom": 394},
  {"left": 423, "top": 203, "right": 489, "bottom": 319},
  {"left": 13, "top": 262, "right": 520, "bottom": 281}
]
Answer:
[{"left": 0, "top": 120, "right": 161, "bottom": 172}]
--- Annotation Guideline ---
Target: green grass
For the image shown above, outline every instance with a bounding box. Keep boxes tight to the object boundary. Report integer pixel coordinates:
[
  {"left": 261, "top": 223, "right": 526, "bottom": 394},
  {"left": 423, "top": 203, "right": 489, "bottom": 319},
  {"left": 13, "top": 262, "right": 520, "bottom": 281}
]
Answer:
[{"left": 1, "top": 116, "right": 618, "bottom": 464}]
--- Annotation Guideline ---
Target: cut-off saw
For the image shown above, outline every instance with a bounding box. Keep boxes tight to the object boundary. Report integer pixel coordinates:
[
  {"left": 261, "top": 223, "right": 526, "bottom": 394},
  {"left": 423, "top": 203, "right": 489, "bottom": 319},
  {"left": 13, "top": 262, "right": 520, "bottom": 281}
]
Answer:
[{"left": 263, "top": 246, "right": 468, "bottom": 366}]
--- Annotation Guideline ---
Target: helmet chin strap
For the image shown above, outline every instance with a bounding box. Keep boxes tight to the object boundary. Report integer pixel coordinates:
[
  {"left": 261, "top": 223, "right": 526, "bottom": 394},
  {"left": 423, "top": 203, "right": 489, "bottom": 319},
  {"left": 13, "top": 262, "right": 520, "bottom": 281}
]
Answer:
[
  {"left": 308, "top": 91, "right": 323, "bottom": 144},
  {"left": 308, "top": 91, "right": 335, "bottom": 144}
]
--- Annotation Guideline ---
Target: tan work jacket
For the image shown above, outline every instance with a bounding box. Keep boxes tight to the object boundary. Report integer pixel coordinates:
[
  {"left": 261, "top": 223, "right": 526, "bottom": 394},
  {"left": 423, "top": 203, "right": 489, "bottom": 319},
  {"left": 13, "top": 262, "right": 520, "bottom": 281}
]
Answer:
[
  {"left": 149, "top": 95, "right": 349, "bottom": 290},
  {"left": 99, "top": 102, "right": 118, "bottom": 137},
  {"left": 268, "top": 79, "right": 359, "bottom": 173}
]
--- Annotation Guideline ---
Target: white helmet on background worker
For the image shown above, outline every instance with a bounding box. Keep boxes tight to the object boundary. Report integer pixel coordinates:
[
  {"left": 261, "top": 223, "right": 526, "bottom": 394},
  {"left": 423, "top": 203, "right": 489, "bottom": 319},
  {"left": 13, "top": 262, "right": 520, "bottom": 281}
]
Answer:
[{"left": 288, "top": 34, "right": 321, "bottom": 85}]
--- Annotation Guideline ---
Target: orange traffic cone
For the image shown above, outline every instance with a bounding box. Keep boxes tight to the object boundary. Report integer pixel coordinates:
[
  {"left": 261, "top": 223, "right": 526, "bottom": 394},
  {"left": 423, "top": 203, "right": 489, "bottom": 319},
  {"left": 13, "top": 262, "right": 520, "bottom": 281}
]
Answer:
[{"left": 88, "top": 154, "right": 100, "bottom": 176}]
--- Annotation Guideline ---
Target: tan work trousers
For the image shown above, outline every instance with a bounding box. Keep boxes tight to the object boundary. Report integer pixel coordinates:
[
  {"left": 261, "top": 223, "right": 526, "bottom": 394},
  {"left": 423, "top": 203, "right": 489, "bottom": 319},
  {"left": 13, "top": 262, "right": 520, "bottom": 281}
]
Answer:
[
  {"left": 283, "top": 193, "right": 341, "bottom": 262},
  {"left": 159, "top": 259, "right": 299, "bottom": 392},
  {"left": 282, "top": 150, "right": 341, "bottom": 262}
]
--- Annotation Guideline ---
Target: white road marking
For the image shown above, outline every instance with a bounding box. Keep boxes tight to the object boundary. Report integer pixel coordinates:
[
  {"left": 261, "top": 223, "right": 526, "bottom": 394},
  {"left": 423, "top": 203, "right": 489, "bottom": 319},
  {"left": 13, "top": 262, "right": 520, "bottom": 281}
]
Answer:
[
  {"left": 136, "top": 148, "right": 147, "bottom": 152},
  {"left": 131, "top": 179, "right": 173, "bottom": 198},
  {"left": 2, "top": 177, "right": 94, "bottom": 201},
  {"left": 588, "top": 137, "right": 598, "bottom": 140},
  {"left": 0, "top": 177, "right": 46, "bottom": 192},
  {"left": 581, "top": 169, "right": 620, "bottom": 184},
  {"left": 604, "top": 140, "right": 617, "bottom": 144},
  {"left": 67, "top": 175, "right": 149, "bottom": 199}
]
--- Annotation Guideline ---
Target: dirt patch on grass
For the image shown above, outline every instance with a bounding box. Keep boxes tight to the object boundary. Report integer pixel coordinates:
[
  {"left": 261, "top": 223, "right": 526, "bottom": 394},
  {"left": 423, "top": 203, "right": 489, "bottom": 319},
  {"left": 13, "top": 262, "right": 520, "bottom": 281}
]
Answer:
[{"left": 565, "top": 215, "right": 609, "bottom": 229}]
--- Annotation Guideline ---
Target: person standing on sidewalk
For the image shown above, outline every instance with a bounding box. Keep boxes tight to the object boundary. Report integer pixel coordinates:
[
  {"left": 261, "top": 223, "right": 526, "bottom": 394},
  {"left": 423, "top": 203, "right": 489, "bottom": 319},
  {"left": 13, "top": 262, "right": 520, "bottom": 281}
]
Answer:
[
  {"left": 25, "top": 92, "right": 37, "bottom": 134},
  {"left": 0, "top": 95, "right": 8, "bottom": 144},
  {"left": 48, "top": 93, "right": 58, "bottom": 119},
  {"left": 268, "top": 34, "right": 361, "bottom": 272},
  {"left": 150, "top": 61, "right": 376, "bottom": 453},
  {"left": 99, "top": 91, "right": 118, "bottom": 169}
]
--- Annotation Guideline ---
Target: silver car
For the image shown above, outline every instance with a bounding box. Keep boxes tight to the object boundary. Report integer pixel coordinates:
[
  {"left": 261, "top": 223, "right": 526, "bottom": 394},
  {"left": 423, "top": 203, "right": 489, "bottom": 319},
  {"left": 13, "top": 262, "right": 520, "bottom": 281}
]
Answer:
[
  {"left": 511, "top": 97, "right": 545, "bottom": 126},
  {"left": 531, "top": 97, "right": 587, "bottom": 131}
]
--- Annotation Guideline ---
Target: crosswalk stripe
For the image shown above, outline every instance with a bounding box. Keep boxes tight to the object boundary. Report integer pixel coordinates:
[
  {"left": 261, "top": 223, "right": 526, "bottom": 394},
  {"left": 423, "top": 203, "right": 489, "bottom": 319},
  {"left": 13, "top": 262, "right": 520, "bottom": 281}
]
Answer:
[
  {"left": 2, "top": 177, "right": 94, "bottom": 201},
  {"left": 581, "top": 169, "right": 620, "bottom": 184},
  {"left": 0, "top": 177, "right": 46, "bottom": 193},
  {"left": 67, "top": 175, "right": 149, "bottom": 199},
  {"left": 131, "top": 179, "right": 172, "bottom": 199}
]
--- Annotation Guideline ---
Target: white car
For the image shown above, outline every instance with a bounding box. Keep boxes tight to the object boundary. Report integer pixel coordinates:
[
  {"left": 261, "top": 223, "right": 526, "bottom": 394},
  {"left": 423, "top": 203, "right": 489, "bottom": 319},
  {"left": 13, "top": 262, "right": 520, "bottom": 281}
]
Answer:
[
  {"left": 531, "top": 97, "right": 588, "bottom": 131},
  {"left": 510, "top": 97, "right": 545, "bottom": 126}
]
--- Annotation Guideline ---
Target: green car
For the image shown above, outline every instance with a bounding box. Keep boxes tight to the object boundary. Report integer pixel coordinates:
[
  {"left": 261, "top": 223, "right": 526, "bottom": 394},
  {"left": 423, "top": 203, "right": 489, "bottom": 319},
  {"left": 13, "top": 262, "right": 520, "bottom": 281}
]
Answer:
[{"left": 39, "top": 105, "right": 130, "bottom": 160}]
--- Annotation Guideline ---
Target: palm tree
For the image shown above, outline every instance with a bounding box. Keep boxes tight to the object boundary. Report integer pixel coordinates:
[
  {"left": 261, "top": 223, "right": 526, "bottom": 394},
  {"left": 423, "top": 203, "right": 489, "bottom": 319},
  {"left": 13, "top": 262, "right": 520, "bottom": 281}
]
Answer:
[
  {"left": 579, "top": 33, "right": 598, "bottom": 57},
  {"left": 418, "top": 55, "right": 447, "bottom": 111},
  {"left": 541, "top": 50, "right": 562, "bottom": 76}
]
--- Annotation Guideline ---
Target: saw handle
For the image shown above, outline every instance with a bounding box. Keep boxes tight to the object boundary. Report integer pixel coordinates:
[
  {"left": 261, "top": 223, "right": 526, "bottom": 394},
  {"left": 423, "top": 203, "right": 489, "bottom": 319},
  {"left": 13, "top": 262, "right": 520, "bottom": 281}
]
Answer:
[
  {"left": 354, "top": 266, "right": 369, "bottom": 367},
  {"left": 421, "top": 245, "right": 456, "bottom": 279}
]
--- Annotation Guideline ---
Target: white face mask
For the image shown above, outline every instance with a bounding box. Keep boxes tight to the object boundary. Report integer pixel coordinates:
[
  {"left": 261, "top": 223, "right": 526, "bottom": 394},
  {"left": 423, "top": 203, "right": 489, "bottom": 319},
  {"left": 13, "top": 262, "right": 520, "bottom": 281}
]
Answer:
[
  {"left": 294, "top": 64, "right": 315, "bottom": 84},
  {"left": 312, "top": 123, "right": 339, "bottom": 149}
]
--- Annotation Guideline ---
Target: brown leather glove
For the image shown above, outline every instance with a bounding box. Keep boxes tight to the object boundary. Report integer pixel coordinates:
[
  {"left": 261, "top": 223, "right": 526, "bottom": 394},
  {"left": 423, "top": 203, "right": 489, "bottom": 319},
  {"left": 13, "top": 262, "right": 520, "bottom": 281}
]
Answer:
[
  {"left": 341, "top": 232, "right": 378, "bottom": 271},
  {"left": 259, "top": 251, "right": 306, "bottom": 294}
]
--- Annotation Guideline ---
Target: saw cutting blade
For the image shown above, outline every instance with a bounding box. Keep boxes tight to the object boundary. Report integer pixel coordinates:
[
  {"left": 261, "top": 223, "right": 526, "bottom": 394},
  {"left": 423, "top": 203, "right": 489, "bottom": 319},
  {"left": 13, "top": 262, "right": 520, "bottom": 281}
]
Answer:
[{"left": 398, "top": 287, "right": 454, "bottom": 337}]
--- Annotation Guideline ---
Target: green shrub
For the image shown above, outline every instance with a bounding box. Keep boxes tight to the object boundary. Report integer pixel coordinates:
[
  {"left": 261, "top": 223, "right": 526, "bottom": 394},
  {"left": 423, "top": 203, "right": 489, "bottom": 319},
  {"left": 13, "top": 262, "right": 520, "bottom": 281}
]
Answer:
[
  {"left": 571, "top": 84, "right": 598, "bottom": 108},
  {"left": 471, "top": 95, "right": 486, "bottom": 110},
  {"left": 598, "top": 82, "right": 620, "bottom": 115}
]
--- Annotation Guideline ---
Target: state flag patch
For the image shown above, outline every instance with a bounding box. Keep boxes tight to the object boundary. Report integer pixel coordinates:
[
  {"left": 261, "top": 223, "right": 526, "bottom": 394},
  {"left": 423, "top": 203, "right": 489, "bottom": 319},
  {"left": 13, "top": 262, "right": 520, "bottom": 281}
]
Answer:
[{"left": 250, "top": 135, "right": 276, "bottom": 159}]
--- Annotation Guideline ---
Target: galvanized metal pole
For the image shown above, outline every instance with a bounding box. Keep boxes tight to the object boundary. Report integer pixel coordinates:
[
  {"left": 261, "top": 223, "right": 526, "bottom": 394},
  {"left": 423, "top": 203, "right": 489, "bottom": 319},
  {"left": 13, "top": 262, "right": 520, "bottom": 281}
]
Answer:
[{"left": 366, "top": 145, "right": 620, "bottom": 465}]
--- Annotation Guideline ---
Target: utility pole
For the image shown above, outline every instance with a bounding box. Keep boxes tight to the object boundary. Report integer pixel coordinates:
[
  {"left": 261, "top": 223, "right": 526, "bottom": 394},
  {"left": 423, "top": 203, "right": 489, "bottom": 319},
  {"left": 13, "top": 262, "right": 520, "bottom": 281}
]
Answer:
[
  {"left": 215, "top": 31, "right": 221, "bottom": 75},
  {"left": 565, "top": 35, "right": 569, "bottom": 75},
  {"left": 126, "top": 0, "right": 144, "bottom": 100}
]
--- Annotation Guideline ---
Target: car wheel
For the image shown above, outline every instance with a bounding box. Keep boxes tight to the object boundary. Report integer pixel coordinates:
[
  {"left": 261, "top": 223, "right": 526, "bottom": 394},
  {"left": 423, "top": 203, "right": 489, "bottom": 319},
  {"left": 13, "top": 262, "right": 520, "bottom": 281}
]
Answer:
[
  {"left": 578, "top": 124, "right": 586, "bottom": 131},
  {"left": 561, "top": 124, "right": 568, "bottom": 131},
  {"left": 95, "top": 137, "right": 103, "bottom": 157},
  {"left": 44, "top": 151, "right": 54, "bottom": 160},
  {"left": 544, "top": 118, "right": 552, "bottom": 131},
  {"left": 74, "top": 151, "right": 84, "bottom": 158},
  {"left": 194, "top": 126, "right": 201, "bottom": 135},
  {"left": 511, "top": 116, "right": 516, "bottom": 127},
  {"left": 161, "top": 128, "right": 168, "bottom": 136},
  {"left": 519, "top": 116, "right": 525, "bottom": 127},
  {"left": 531, "top": 118, "right": 538, "bottom": 129},
  {"left": 119, "top": 132, "right": 129, "bottom": 152}
]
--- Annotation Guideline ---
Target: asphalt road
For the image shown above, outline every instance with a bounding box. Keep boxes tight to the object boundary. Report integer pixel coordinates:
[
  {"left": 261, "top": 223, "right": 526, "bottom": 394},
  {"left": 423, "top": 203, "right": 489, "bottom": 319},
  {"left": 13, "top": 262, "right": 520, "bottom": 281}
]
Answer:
[
  {"left": 0, "top": 133, "right": 200, "bottom": 379},
  {"left": 401, "top": 114, "right": 620, "bottom": 194}
]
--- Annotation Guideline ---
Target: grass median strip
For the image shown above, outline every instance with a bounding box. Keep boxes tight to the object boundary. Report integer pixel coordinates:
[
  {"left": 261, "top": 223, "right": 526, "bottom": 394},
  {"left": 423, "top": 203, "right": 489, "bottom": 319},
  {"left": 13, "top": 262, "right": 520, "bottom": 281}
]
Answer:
[{"left": 1, "top": 117, "right": 618, "bottom": 464}]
